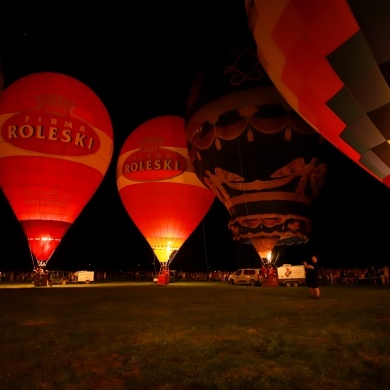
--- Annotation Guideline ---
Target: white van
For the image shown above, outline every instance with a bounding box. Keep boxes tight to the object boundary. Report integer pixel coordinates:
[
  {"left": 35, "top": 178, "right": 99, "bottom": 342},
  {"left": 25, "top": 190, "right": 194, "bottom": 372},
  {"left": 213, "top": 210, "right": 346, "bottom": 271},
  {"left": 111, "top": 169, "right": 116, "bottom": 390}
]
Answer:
[
  {"left": 228, "top": 268, "right": 262, "bottom": 286},
  {"left": 73, "top": 271, "right": 94, "bottom": 284},
  {"left": 277, "top": 264, "right": 305, "bottom": 287}
]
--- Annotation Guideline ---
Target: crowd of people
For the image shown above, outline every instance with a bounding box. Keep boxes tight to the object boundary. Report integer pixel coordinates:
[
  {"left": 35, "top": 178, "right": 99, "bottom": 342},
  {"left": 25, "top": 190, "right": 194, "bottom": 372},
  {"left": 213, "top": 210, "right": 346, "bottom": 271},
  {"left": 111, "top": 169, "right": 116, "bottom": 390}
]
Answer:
[{"left": 1, "top": 263, "right": 390, "bottom": 286}]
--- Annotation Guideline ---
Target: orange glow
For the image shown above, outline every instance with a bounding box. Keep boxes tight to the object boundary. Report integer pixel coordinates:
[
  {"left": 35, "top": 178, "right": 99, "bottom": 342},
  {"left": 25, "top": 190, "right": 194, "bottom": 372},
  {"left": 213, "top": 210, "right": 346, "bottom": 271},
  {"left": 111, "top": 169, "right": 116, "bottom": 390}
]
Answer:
[
  {"left": 117, "top": 115, "right": 215, "bottom": 264},
  {"left": 0, "top": 72, "right": 113, "bottom": 266},
  {"left": 247, "top": 0, "right": 390, "bottom": 186}
]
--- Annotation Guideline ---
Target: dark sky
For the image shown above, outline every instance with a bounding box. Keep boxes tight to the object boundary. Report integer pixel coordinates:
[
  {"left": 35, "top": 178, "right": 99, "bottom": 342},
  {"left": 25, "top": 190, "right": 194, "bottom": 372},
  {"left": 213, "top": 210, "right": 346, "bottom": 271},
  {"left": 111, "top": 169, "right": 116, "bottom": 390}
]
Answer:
[{"left": 1, "top": 1, "right": 390, "bottom": 272}]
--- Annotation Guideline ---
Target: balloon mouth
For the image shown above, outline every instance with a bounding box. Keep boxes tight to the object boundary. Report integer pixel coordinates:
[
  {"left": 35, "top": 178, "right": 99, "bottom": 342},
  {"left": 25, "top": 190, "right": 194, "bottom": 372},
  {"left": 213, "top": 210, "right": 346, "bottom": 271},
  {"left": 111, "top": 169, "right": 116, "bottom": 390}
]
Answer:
[
  {"left": 250, "top": 234, "right": 308, "bottom": 259},
  {"left": 250, "top": 236, "right": 279, "bottom": 259}
]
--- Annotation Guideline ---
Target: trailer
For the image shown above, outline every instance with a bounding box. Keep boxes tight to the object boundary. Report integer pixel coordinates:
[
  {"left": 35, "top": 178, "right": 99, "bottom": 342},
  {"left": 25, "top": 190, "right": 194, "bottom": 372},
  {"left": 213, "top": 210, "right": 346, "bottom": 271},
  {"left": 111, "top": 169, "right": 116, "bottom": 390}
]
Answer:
[
  {"left": 277, "top": 264, "right": 306, "bottom": 287},
  {"left": 73, "top": 270, "right": 94, "bottom": 284}
]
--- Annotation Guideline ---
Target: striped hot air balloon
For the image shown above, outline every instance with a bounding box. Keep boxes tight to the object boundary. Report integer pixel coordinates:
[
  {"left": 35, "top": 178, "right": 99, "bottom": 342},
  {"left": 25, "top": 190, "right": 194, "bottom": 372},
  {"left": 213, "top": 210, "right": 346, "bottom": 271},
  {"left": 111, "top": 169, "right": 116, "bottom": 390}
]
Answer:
[{"left": 185, "top": 44, "right": 327, "bottom": 262}]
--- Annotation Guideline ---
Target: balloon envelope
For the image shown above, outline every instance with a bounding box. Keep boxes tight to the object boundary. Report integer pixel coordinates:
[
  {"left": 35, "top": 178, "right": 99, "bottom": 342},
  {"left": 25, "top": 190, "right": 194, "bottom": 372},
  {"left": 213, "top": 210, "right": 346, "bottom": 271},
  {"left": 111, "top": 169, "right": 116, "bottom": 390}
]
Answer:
[
  {"left": 185, "top": 45, "right": 327, "bottom": 258},
  {"left": 0, "top": 72, "right": 113, "bottom": 266},
  {"left": 116, "top": 115, "right": 215, "bottom": 264},
  {"left": 246, "top": 0, "right": 390, "bottom": 187}
]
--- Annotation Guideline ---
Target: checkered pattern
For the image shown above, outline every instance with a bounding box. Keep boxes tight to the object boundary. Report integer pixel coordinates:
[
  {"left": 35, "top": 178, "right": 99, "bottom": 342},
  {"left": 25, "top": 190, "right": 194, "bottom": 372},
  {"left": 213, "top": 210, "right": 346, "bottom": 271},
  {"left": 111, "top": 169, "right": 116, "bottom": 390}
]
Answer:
[{"left": 246, "top": 0, "right": 390, "bottom": 186}]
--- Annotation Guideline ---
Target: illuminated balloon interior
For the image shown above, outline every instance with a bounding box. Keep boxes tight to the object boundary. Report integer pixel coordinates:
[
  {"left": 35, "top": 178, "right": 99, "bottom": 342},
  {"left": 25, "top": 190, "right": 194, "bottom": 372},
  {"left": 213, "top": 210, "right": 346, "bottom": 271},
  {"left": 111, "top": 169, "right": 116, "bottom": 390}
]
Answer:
[
  {"left": 117, "top": 115, "right": 215, "bottom": 265},
  {"left": 0, "top": 72, "right": 113, "bottom": 267}
]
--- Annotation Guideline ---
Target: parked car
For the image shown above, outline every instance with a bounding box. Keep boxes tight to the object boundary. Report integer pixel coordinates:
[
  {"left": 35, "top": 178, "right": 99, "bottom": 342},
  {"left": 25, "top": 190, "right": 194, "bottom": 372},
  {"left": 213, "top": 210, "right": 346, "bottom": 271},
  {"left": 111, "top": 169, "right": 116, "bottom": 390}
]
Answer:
[
  {"left": 228, "top": 269, "right": 262, "bottom": 286},
  {"left": 48, "top": 270, "right": 70, "bottom": 285}
]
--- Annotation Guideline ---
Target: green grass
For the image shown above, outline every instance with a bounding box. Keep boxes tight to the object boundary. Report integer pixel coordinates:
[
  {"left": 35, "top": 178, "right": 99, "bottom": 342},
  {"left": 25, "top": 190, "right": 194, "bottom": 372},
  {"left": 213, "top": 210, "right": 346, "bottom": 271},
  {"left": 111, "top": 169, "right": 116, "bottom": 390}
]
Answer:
[{"left": 1, "top": 281, "right": 390, "bottom": 389}]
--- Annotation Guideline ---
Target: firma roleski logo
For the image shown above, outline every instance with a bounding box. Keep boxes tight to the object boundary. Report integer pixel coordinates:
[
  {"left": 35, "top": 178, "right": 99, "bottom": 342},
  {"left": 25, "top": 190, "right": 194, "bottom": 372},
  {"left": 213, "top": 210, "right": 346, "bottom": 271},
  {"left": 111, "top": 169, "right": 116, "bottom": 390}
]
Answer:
[
  {"left": 1, "top": 111, "right": 99, "bottom": 156},
  {"left": 123, "top": 137, "right": 187, "bottom": 182}
]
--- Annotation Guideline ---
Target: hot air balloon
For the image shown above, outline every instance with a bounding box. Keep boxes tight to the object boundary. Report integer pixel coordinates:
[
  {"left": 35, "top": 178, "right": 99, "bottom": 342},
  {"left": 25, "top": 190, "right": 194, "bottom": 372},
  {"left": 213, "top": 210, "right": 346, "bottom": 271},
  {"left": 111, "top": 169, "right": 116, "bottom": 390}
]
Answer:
[
  {"left": 116, "top": 115, "right": 215, "bottom": 283},
  {"left": 185, "top": 44, "right": 327, "bottom": 262},
  {"left": 246, "top": 0, "right": 390, "bottom": 188},
  {"left": 0, "top": 72, "right": 113, "bottom": 268}
]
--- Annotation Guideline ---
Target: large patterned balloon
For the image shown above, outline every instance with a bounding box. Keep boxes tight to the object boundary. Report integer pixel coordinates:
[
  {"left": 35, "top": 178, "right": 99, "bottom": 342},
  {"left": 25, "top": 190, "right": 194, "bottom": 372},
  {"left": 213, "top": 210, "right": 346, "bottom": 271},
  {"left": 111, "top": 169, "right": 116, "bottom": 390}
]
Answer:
[
  {"left": 246, "top": 0, "right": 390, "bottom": 187},
  {"left": 185, "top": 45, "right": 327, "bottom": 259},
  {"left": 0, "top": 72, "right": 113, "bottom": 267}
]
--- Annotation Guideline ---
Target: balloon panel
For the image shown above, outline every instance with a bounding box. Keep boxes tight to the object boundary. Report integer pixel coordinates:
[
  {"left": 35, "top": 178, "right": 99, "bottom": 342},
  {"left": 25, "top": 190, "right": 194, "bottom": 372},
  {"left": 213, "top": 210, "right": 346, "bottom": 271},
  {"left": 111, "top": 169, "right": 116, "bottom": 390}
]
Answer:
[
  {"left": 185, "top": 46, "right": 327, "bottom": 257},
  {"left": 1, "top": 157, "right": 101, "bottom": 220},
  {"left": 117, "top": 115, "right": 215, "bottom": 264},
  {"left": 119, "top": 183, "right": 210, "bottom": 261},
  {"left": 0, "top": 72, "right": 113, "bottom": 264},
  {"left": 21, "top": 220, "right": 69, "bottom": 261},
  {"left": 246, "top": 0, "right": 390, "bottom": 187}
]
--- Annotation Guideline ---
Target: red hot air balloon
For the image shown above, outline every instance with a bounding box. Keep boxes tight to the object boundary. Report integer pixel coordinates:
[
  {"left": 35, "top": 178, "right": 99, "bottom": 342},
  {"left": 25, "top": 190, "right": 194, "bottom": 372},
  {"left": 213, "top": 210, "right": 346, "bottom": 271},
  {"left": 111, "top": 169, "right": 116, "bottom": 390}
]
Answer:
[
  {"left": 0, "top": 72, "right": 113, "bottom": 268},
  {"left": 185, "top": 45, "right": 327, "bottom": 261},
  {"left": 246, "top": 0, "right": 390, "bottom": 188},
  {"left": 116, "top": 115, "right": 215, "bottom": 278}
]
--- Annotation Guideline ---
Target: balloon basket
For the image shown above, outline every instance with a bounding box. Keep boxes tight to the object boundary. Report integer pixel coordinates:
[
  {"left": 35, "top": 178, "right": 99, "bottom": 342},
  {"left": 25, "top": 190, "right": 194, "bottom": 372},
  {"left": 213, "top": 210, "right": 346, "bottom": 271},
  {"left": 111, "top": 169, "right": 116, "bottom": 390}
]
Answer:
[
  {"left": 262, "top": 275, "right": 279, "bottom": 288},
  {"left": 157, "top": 264, "right": 170, "bottom": 285},
  {"left": 157, "top": 274, "right": 170, "bottom": 285},
  {"left": 33, "top": 274, "right": 48, "bottom": 287}
]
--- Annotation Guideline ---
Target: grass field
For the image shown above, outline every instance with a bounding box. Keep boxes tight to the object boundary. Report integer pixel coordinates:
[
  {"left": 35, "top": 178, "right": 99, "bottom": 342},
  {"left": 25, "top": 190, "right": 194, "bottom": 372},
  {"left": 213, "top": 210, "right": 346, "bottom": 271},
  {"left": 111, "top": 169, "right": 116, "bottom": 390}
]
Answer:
[{"left": 1, "top": 281, "right": 389, "bottom": 390}]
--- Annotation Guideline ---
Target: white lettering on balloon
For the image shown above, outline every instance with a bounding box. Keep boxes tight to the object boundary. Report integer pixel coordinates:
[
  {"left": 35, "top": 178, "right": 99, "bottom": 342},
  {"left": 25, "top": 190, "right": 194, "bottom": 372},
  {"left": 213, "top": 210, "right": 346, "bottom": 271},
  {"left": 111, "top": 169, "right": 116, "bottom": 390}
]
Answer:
[
  {"left": 125, "top": 160, "right": 180, "bottom": 173},
  {"left": 5, "top": 115, "right": 95, "bottom": 150}
]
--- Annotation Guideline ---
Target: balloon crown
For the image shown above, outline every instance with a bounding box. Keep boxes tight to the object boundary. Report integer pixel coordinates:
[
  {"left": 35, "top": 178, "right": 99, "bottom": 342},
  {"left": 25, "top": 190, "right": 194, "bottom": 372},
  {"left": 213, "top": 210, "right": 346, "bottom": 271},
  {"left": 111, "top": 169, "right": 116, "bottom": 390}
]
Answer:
[
  {"left": 139, "top": 137, "right": 163, "bottom": 151},
  {"left": 38, "top": 94, "right": 76, "bottom": 115}
]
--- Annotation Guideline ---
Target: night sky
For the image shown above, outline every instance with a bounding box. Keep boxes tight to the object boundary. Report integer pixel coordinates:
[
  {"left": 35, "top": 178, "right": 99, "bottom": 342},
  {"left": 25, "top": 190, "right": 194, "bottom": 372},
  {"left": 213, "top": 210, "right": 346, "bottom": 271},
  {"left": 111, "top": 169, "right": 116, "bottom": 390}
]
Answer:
[{"left": 1, "top": 1, "right": 390, "bottom": 273}]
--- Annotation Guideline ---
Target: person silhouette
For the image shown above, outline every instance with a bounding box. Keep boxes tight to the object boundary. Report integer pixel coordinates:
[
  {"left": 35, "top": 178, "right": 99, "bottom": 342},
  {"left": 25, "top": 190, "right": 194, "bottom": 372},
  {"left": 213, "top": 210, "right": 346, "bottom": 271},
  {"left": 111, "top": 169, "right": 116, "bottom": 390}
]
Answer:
[{"left": 303, "top": 255, "right": 320, "bottom": 299}]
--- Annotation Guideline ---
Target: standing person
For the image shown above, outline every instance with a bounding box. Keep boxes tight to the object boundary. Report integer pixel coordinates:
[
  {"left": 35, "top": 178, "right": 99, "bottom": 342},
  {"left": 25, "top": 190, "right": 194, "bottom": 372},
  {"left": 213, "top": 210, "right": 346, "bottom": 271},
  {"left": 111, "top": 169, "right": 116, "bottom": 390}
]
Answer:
[
  {"left": 303, "top": 255, "right": 320, "bottom": 299},
  {"left": 46, "top": 270, "right": 52, "bottom": 287}
]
